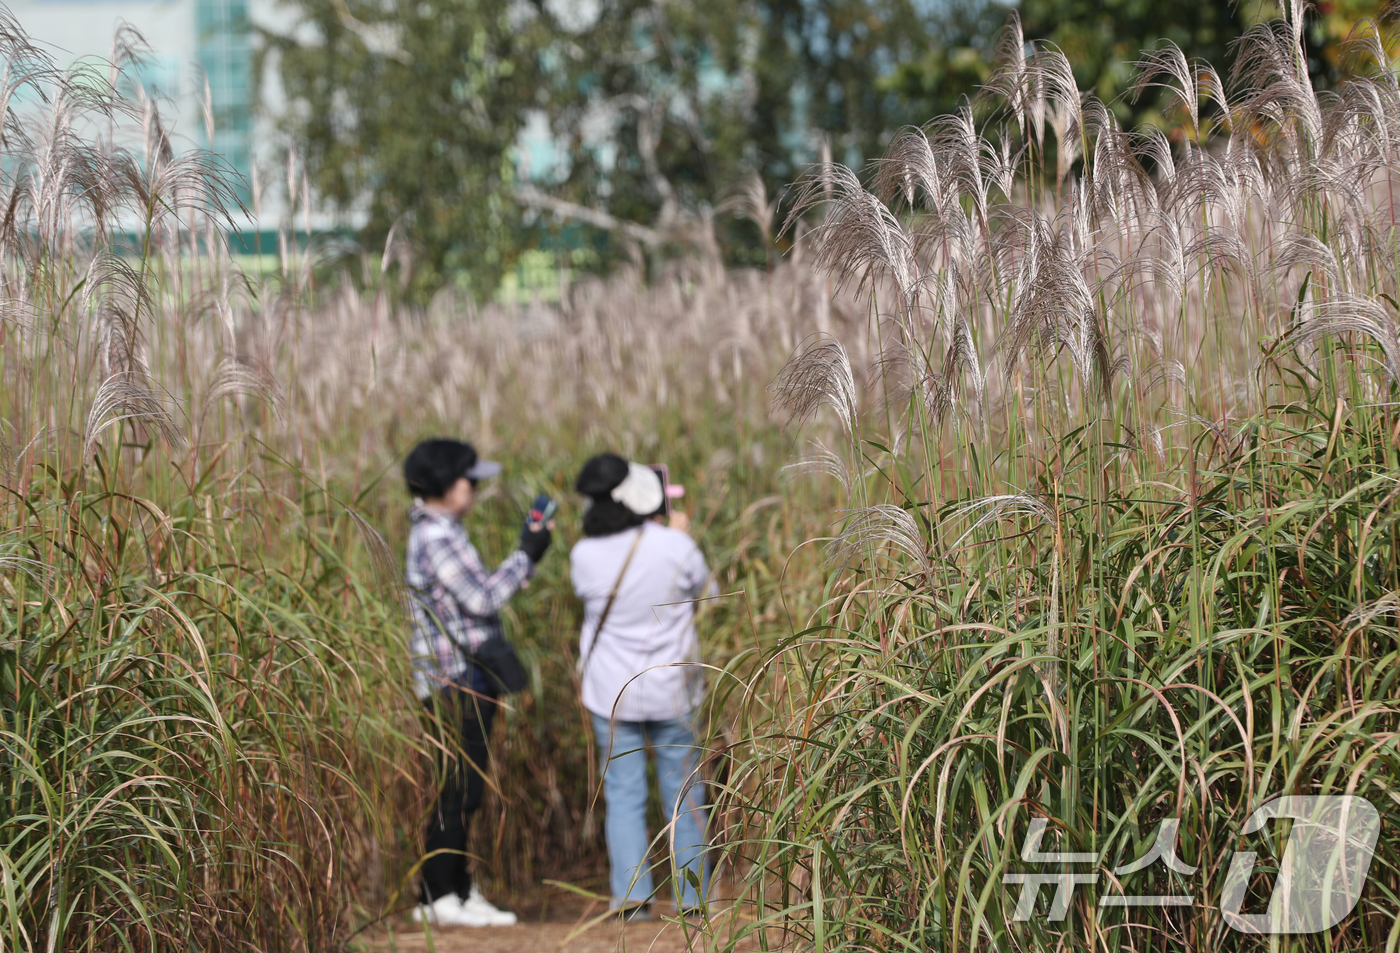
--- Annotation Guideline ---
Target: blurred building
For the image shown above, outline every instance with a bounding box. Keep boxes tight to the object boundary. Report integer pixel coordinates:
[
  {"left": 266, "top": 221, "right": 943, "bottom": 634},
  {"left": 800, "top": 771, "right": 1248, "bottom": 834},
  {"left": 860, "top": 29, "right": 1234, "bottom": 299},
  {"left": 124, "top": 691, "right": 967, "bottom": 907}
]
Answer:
[
  {"left": 12, "top": 0, "right": 311, "bottom": 241},
  {"left": 15, "top": 0, "right": 575, "bottom": 287}
]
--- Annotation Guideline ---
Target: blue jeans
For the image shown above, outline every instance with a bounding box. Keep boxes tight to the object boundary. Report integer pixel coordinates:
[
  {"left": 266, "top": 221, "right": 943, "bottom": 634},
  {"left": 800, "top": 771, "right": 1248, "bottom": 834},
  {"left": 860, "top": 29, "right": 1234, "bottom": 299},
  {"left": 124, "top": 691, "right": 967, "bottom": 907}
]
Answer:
[{"left": 590, "top": 712, "right": 710, "bottom": 910}]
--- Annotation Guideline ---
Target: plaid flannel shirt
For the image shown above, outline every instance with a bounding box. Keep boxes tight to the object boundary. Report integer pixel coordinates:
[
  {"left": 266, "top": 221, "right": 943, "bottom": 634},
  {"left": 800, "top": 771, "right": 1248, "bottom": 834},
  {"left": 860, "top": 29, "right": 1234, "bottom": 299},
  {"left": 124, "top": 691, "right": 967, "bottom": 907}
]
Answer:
[{"left": 405, "top": 501, "right": 534, "bottom": 698}]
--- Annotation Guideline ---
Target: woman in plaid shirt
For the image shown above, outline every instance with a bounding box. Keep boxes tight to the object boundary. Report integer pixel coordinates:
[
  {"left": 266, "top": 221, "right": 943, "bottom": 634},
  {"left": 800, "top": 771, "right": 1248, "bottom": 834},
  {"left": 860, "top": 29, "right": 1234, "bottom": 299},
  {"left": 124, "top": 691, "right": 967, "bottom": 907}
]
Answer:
[{"left": 403, "top": 439, "right": 552, "bottom": 927}]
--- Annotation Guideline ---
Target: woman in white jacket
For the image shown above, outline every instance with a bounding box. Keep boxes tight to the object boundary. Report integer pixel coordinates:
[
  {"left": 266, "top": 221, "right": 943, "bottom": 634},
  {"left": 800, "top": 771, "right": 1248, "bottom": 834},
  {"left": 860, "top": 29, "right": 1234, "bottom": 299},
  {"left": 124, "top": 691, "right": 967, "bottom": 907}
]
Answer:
[{"left": 571, "top": 453, "right": 715, "bottom": 919}]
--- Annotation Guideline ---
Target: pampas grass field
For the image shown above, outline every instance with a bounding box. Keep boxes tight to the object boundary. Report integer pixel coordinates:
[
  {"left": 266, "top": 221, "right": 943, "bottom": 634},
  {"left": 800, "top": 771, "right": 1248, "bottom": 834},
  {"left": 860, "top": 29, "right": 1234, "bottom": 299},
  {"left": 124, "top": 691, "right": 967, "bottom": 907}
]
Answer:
[
  {"left": 4, "top": 3, "right": 1400, "bottom": 951},
  {"left": 715, "top": 7, "right": 1400, "bottom": 952},
  {"left": 0, "top": 17, "right": 842, "bottom": 948}
]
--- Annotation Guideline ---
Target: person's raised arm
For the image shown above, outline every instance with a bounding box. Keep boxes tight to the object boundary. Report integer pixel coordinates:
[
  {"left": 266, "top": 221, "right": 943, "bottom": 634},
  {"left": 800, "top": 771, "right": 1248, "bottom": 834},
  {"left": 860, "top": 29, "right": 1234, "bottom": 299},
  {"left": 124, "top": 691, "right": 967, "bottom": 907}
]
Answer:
[{"left": 428, "top": 531, "right": 534, "bottom": 617}]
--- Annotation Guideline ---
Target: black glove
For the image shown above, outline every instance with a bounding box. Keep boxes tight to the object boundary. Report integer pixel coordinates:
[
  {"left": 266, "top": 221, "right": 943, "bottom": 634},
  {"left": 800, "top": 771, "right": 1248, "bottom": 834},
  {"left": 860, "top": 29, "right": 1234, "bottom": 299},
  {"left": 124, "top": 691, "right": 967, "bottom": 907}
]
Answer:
[{"left": 519, "top": 521, "right": 552, "bottom": 563}]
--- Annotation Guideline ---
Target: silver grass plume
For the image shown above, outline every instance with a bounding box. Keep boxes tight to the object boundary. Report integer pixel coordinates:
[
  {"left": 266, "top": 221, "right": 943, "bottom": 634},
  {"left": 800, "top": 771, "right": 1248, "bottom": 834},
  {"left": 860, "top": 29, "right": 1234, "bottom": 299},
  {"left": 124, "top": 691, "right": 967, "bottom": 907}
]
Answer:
[
  {"left": 0, "top": 299, "right": 40, "bottom": 333},
  {"left": 1129, "top": 43, "right": 1199, "bottom": 137},
  {"left": 946, "top": 492, "right": 1056, "bottom": 549},
  {"left": 111, "top": 98, "right": 244, "bottom": 236},
  {"left": 208, "top": 357, "right": 288, "bottom": 420},
  {"left": 85, "top": 253, "right": 156, "bottom": 352},
  {"left": 717, "top": 173, "right": 779, "bottom": 245},
  {"left": 1231, "top": 11, "right": 1323, "bottom": 163},
  {"left": 913, "top": 189, "right": 980, "bottom": 286},
  {"left": 1141, "top": 359, "right": 1188, "bottom": 396},
  {"left": 1000, "top": 213, "right": 1116, "bottom": 397},
  {"left": 1029, "top": 47, "right": 1085, "bottom": 182},
  {"left": 924, "top": 312, "right": 983, "bottom": 424},
  {"left": 771, "top": 333, "right": 859, "bottom": 435},
  {"left": 1115, "top": 206, "right": 1187, "bottom": 307},
  {"left": 1087, "top": 109, "right": 1150, "bottom": 234},
  {"left": 1271, "top": 233, "right": 1343, "bottom": 292},
  {"left": 929, "top": 107, "right": 991, "bottom": 232},
  {"left": 871, "top": 338, "right": 920, "bottom": 419},
  {"left": 871, "top": 267, "right": 983, "bottom": 425},
  {"left": 1211, "top": 138, "right": 1265, "bottom": 235},
  {"left": 1289, "top": 293, "right": 1400, "bottom": 383},
  {"left": 1182, "top": 225, "right": 1252, "bottom": 292},
  {"left": 871, "top": 127, "right": 943, "bottom": 215},
  {"left": 1198, "top": 60, "right": 1232, "bottom": 128},
  {"left": 83, "top": 374, "right": 185, "bottom": 458},
  {"left": 1342, "top": 588, "right": 1400, "bottom": 635},
  {"left": 1135, "top": 127, "right": 1178, "bottom": 212},
  {"left": 826, "top": 504, "right": 932, "bottom": 584},
  {"left": 781, "top": 439, "right": 853, "bottom": 496},
  {"left": 784, "top": 163, "right": 918, "bottom": 307},
  {"left": 949, "top": 314, "right": 984, "bottom": 407},
  {"left": 344, "top": 505, "right": 407, "bottom": 610},
  {"left": 0, "top": 551, "right": 57, "bottom": 598},
  {"left": 979, "top": 12, "right": 1044, "bottom": 148},
  {"left": 984, "top": 130, "right": 1021, "bottom": 204}
]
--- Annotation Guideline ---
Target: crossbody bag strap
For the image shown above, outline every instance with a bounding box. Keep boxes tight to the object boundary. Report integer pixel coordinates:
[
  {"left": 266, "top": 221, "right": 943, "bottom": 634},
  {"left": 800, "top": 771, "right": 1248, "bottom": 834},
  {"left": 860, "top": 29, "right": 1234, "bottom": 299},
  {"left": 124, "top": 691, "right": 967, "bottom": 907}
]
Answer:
[
  {"left": 410, "top": 586, "right": 482, "bottom": 667},
  {"left": 579, "top": 526, "right": 645, "bottom": 676}
]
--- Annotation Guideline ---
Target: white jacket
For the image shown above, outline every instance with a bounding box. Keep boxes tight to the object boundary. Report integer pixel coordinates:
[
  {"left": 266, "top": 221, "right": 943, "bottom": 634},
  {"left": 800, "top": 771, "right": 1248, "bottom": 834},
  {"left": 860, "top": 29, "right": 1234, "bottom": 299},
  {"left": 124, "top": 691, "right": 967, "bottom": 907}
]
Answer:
[{"left": 571, "top": 522, "right": 714, "bottom": 721}]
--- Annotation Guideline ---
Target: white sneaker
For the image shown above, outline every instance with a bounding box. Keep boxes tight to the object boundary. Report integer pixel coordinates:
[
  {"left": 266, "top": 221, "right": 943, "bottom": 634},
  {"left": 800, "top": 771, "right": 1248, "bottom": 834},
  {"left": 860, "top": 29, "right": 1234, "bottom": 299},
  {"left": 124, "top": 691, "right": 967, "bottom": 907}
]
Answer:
[
  {"left": 460, "top": 884, "right": 518, "bottom": 926},
  {"left": 409, "top": 894, "right": 472, "bottom": 925}
]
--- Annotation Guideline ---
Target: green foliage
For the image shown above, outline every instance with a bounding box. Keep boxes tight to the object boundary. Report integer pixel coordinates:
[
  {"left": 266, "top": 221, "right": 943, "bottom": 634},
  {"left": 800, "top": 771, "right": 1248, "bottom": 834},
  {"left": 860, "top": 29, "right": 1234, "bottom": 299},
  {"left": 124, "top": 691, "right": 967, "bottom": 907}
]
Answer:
[
  {"left": 263, "top": 0, "right": 1400, "bottom": 295},
  {"left": 877, "top": 0, "right": 1006, "bottom": 124},
  {"left": 0, "top": 462, "right": 414, "bottom": 950},
  {"left": 724, "top": 0, "right": 990, "bottom": 180},
  {"left": 1015, "top": 0, "right": 1249, "bottom": 125},
  {"left": 260, "top": 0, "right": 551, "bottom": 299},
  {"left": 720, "top": 405, "right": 1400, "bottom": 951},
  {"left": 268, "top": 0, "right": 999, "bottom": 287},
  {"left": 537, "top": 0, "right": 762, "bottom": 252}
]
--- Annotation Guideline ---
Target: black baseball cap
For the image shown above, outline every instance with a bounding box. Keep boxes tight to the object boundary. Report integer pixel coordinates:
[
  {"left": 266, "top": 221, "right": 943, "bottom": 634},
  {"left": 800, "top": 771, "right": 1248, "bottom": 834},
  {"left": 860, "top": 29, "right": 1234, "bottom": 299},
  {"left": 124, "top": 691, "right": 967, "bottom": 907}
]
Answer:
[
  {"left": 404, "top": 439, "right": 502, "bottom": 497},
  {"left": 463, "top": 451, "right": 503, "bottom": 481}
]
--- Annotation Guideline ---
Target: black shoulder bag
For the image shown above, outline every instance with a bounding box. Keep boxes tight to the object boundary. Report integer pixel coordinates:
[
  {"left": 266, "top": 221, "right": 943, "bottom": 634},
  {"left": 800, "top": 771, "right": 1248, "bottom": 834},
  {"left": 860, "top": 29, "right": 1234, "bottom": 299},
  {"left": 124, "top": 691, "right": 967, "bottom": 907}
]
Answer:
[
  {"left": 470, "top": 631, "right": 529, "bottom": 694},
  {"left": 412, "top": 589, "right": 529, "bottom": 694}
]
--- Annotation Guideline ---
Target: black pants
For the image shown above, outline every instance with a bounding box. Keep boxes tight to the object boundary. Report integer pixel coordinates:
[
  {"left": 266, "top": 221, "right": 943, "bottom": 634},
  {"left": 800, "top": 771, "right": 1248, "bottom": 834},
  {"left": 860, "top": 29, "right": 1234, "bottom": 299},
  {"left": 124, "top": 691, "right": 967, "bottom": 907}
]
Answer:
[{"left": 420, "top": 685, "right": 497, "bottom": 902}]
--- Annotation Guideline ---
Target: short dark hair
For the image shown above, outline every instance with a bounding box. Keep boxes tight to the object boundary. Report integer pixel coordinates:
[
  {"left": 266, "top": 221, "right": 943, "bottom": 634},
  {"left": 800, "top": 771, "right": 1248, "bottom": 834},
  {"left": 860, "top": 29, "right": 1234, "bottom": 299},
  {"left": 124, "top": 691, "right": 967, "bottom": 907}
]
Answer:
[{"left": 404, "top": 439, "right": 476, "bottom": 498}]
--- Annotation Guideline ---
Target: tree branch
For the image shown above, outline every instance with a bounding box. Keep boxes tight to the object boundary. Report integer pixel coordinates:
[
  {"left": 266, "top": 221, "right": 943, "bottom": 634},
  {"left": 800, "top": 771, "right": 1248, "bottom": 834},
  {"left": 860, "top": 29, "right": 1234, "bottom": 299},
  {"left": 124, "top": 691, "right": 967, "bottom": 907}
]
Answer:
[{"left": 516, "top": 185, "right": 663, "bottom": 245}]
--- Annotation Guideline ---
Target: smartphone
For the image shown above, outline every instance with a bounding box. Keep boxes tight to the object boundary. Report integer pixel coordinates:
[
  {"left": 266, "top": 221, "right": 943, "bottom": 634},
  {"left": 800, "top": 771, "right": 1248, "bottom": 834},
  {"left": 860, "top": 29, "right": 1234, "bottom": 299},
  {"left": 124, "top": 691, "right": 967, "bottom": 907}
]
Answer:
[
  {"left": 648, "top": 465, "right": 670, "bottom": 517},
  {"left": 528, "top": 494, "right": 557, "bottom": 527}
]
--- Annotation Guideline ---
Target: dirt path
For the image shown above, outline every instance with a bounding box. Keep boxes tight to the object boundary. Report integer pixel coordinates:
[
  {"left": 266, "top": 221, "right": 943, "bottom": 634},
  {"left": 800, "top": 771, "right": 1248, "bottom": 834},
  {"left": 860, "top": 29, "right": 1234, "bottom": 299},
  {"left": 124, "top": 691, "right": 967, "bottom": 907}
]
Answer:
[
  {"left": 359, "top": 917, "right": 705, "bottom": 953},
  {"left": 356, "top": 898, "right": 721, "bottom": 953}
]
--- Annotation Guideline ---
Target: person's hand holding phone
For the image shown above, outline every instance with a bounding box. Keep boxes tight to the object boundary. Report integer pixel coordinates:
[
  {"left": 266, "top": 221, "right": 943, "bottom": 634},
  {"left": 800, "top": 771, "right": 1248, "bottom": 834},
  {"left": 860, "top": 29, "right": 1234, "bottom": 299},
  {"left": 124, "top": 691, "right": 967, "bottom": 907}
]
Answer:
[
  {"left": 668, "top": 510, "right": 691, "bottom": 534},
  {"left": 520, "top": 494, "right": 556, "bottom": 563}
]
